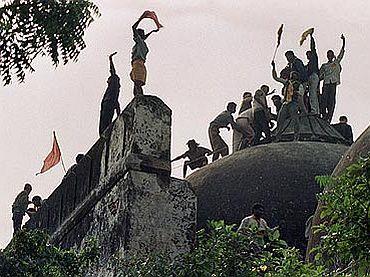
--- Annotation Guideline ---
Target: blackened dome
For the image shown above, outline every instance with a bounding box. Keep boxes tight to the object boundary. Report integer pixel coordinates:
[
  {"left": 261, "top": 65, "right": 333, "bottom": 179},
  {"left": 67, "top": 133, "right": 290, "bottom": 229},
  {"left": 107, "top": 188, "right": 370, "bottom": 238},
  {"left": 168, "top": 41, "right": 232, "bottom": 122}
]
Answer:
[{"left": 187, "top": 140, "right": 348, "bottom": 250}]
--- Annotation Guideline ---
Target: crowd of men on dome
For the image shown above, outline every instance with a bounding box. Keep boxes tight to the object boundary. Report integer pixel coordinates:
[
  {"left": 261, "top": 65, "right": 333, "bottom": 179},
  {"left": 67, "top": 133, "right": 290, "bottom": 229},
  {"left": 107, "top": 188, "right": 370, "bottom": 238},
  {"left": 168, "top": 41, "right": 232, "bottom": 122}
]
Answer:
[
  {"left": 174, "top": 31, "right": 353, "bottom": 177},
  {"left": 10, "top": 16, "right": 355, "bottom": 235}
]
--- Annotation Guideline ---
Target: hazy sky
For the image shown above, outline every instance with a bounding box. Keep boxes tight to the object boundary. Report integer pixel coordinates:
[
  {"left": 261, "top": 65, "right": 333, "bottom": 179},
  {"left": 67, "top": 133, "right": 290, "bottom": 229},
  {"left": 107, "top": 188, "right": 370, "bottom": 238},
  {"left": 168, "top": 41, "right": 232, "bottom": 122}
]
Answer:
[{"left": 1, "top": 0, "right": 369, "bottom": 247}]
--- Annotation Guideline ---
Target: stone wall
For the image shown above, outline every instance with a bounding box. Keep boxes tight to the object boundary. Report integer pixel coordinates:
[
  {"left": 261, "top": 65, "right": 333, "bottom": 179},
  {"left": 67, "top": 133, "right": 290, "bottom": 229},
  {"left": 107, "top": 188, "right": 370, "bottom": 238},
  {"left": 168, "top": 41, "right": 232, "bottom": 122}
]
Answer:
[{"left": 25, "top": 95, "right": 197, "bottom": 275}]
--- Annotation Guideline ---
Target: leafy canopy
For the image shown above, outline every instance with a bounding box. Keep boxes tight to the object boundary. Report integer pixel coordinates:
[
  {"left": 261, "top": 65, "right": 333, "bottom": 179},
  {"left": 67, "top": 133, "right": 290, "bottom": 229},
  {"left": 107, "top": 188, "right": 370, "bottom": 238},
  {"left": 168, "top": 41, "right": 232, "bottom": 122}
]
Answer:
[{"left": 0, "top": 0, "right": 99, "bottom": 85}]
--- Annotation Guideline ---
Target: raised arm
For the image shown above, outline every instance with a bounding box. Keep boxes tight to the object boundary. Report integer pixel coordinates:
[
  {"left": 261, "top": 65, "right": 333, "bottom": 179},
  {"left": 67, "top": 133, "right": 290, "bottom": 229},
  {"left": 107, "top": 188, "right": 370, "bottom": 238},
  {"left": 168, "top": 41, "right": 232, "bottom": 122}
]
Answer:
[
  {"left": 337, "top": 34, "right": 345, "bottom": 62},
  {"left": 310, "top": 34, "right": 316, "bottom": 53},
  {"left": 271, "top": 61, "right": 286, "bottom": 84},
  {"left": 132, "top": 17, "right": 143, "bottom": 38},
  {"left": 144, "top": 28, "right": 159, "bottom": 40},
  {"left": 109, "top": 52, "right": 117, "bottom": 75}
]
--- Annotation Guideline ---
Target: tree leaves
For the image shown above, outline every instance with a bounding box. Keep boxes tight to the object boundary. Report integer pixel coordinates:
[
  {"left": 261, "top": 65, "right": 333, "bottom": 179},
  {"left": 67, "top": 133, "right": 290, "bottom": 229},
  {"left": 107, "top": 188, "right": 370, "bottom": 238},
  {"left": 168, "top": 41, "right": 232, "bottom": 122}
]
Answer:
[{"left": 0, "top": 0, "right": 100, "bottom": 85}]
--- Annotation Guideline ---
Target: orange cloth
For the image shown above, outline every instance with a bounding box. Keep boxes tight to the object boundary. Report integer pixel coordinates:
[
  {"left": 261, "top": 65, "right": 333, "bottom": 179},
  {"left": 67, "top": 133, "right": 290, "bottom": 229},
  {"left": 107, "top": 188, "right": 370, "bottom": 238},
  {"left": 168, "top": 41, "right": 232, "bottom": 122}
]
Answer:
[
  {"left": 141, "top": 11, "right": 163, "bottom": 29},
  {"left": 38, "top": 132, "right": 61, "bottom": 174},
  {"left": 130, "top": 59, "right": 147, "bottom": 84}
]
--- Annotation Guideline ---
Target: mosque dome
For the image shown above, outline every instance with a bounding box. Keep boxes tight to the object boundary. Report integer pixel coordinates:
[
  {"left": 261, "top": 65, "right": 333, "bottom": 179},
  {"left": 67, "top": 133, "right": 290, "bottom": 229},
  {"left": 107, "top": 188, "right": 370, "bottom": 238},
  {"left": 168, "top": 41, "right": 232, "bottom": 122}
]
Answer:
[{"left": 186, "top": 115, "right": 349, "bottom": 250}]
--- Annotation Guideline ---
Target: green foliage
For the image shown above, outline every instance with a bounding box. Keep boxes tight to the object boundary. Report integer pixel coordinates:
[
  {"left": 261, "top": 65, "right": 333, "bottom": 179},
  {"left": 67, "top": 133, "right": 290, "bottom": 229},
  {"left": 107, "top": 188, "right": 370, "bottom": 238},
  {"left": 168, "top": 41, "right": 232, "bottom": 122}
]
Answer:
[
  {"left": 0, "top": 229, "right": 98, "bottom": 277},
  {"left": 119, "top": 221, "right": 322, "bottom": 277},
  {"left": 0, "top": 0, "right": 100, "bottom": 85},
  {"left": 313, "top": 155, "right": 370, "bottom": 275}
]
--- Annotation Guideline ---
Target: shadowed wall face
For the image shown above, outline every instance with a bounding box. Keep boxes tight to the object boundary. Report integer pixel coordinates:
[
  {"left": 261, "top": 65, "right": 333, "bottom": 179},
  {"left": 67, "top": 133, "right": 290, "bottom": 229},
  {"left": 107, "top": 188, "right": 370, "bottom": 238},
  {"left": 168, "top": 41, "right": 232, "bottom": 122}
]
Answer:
[{"left": 26, "top": 96, "right": 196, "bottom": 275}]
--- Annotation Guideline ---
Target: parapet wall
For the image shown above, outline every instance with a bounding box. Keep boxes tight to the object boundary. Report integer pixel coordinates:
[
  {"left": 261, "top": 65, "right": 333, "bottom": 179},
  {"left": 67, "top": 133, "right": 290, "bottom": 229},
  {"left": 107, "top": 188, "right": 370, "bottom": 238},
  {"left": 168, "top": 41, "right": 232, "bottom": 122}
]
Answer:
[{"left": 25, "top": 95, "right": 197, "bottom": 275}]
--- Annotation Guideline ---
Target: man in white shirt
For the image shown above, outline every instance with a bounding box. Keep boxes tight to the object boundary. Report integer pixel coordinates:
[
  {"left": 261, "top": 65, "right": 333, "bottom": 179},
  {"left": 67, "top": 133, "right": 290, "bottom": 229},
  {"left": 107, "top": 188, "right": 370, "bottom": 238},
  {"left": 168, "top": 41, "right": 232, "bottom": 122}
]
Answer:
[
  {"left": 319, "top": 34, "right": 346, "bottom": 123},
  {"left": 238, "top": 203, "right": 271, "bottom": 238}
]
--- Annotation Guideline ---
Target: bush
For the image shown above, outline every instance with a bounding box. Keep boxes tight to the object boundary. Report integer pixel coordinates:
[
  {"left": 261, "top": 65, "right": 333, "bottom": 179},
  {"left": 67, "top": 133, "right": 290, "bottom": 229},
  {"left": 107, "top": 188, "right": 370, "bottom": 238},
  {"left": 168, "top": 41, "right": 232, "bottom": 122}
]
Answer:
[
  {"left": 0, "top": 229, "right": 98, "bottom": 277},
  {"left": 314, "top": 155, "right": 370, "bottom": 276}
]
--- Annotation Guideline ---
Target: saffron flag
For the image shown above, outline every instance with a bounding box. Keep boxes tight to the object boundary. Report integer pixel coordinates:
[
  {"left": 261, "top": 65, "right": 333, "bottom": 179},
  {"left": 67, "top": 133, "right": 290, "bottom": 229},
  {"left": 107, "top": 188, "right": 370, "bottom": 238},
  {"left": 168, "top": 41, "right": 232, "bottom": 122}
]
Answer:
[
  {"left": 277, "top": 24, "right": 284, "bottom": 46},
  {"left": 140, "top": 10, "right": 163, "bottom": 29},
  {"left": 37, "top": 131, "right": 61, "bottom": 175},
  {"left": 300, "top": 27, "right": 314, "bottom": 46}
]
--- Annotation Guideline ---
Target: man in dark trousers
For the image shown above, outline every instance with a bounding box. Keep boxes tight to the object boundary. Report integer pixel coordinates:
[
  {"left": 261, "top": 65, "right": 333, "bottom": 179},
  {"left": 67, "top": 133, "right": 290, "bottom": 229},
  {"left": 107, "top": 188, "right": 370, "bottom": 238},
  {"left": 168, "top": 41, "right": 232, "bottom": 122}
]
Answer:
[
  {"left": 171, "top": 139, "right": 212, "bottom": 177},
  {"left": 12, "top": 183, "right": 32, "bottom": 235},
  {"left": 332, "top": 116, "right": 353, "bottom": 144},
  {"left": 253, "top": 89, "right": 271, "bottom": 144},
  {"left": 305, "top": 32, "right": 320, "bottom": 115},
  {"left": 209, "top": 102, "right": 245, "bottom": 161},
  {"left": 319, "top": 34, "right": 346, "bottom": 123},
  {"left": 99, "top": 52, "right": 121, "bottom": 135}
]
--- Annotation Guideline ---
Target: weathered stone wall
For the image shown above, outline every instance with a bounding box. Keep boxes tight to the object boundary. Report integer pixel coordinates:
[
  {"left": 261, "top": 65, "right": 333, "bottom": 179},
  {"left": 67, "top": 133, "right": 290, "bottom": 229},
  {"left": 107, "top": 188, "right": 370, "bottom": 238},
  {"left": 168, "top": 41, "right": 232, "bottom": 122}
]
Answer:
[{"left": 25, "top": 95, "right": 197, "bottom": 275}]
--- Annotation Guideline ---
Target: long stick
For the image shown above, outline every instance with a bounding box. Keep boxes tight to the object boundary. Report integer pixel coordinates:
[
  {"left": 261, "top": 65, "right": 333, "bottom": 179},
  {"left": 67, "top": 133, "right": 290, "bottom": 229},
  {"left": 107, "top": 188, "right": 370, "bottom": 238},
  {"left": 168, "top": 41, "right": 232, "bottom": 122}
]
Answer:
[
  {"left": 272, "top": 45, "right": 278, "bottom": 61},
  {"left": 60, "top": 154, "right": 67, "bottom": 174}
]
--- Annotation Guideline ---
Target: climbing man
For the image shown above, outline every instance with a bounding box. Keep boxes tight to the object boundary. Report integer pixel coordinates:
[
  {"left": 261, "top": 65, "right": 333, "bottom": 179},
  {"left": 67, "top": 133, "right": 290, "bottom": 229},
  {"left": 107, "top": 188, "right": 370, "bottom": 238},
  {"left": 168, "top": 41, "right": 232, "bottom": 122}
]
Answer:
[
  {"left": 285, "top": 50, "right": 308, "bottom": 83},
  {"left": 12, "top": 183, "right": 32, "bottom": 235},
  {"left": 305, "top": 31, "right": 320, "bottom": 115},
  {"left": 171, "top": 139, "right": 212, "bottom": 177},
  {"left": 130, "top": 14, "right": 160, "bottom": 96},
  {"left": 270, "top": 95, "right": 283, "bottom": 121},
  {"left": 239, "top": 91, "right": 253, "bottom": 114},
  {"left": 99, "top": 52, "right": 121, "bottom": 135},
  {"left": 209, "top": 102, "right": 246, "bottom": 161},
  {"left": 319, "top": 34, "right": 346, "bottom": 123}
]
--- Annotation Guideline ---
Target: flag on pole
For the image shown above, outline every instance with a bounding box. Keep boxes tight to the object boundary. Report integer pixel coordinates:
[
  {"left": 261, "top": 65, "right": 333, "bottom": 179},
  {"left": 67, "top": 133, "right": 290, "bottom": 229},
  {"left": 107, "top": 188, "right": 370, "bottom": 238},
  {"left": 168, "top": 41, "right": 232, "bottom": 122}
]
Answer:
[
  {"left": 277, "top": 24, "right": 284, "bottom": 46},
  {"left": 37, "top": 131, "right": 64, "bottom": 175},
  {"left": 140, "top": 10, "right": 163, "bottom": 29},
  {"left": 300, "top": 27, "right": 314, "bottom": 46},
  {"left": 272, "top": 24, "right": 284, "bottom": 61}
]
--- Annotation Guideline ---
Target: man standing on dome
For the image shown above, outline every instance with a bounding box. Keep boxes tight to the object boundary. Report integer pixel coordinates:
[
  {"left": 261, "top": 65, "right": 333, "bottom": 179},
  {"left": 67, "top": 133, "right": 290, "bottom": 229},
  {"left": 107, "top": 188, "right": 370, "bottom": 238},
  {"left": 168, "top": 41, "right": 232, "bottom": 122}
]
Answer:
[
  {"left": 319, "top": 34, "right": 346, "bottom": 123},
  {"left": 171, "top": 139, "right": 212, "bottom": 177},
  {"left": 305, "top": 31, "right": 320, "bottom": 115},
  {"left": 239, "top": 91, "right": 253, "bottom": 114},
  {"left": 99, "top": 52, "right": 121, "bottom": 135},
  {"left": 130, "top": 13, "right": 161, "bottom": 96},
  {"left": 253, "top": 88, "right": 271, "bottom": 144},
  {"left": 272, "top": 61, "right": 305, "bottom": 141},
  {"left": 285, "top": 50, "right": 308, "bottom": 83},
  {"left": 209, "top": 102, "right": 246, "bottom": 161}
]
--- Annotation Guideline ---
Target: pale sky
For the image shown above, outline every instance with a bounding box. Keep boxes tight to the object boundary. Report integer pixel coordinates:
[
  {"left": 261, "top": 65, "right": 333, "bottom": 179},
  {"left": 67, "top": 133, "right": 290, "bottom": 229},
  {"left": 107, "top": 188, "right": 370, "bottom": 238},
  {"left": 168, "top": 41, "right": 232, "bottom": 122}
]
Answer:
[{"left": 1, "top": 0, "right": 369, "bottom": 248}]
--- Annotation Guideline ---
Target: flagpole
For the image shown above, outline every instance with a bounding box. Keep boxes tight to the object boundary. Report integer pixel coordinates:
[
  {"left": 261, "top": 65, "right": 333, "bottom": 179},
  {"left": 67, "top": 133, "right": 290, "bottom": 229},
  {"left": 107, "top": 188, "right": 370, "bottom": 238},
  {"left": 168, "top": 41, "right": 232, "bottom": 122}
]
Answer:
[{"left": 54, "top": 131, "right": 67, "bottom": 174}]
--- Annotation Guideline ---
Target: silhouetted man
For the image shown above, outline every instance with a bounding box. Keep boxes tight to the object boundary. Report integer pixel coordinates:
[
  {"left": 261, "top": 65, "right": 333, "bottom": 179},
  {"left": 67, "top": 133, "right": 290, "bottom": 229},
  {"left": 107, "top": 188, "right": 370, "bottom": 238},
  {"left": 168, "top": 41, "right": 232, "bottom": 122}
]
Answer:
[
  {"left": 26, "top": 196, "right": 43, "bottom": 217},
  {"left": 305, "top": 32, "right": 320, "bottom": 115},
  {"left": 239, "top": 91, "right": 253, "bottom": 114},
  {"left": 209, "top": 102, "right": 245, "bottom": 161},
  {"left": 130, "top": 16, "right": 159, "bottom": 96},
  {"left": 285, "top": 50, "right": 308, "bottom": 83},
  {"left": 171, "top": 139, "right": 212, "bottom": 177},
  {"left": 238, "top": 203, "right": 272, "bottom": 238},
  {"left": 12, "top": 183, "right": 32, "bottom": 235},
  {"left": 64, "top": 153, "right": 84, "bottom": 179},
  {"left": 332, "top": 116, "right": 353, "bottom": 144},
  {"left": 99, "top": 52, "right": 121, "bottom": 135},
  {"left": 319, "top": 34, "right": 346, "bottom": 123},
  {"left": 253, "top": 89, "right": 271, "bottom": 144},
  {"left": 272, "top": 61, "right": 304, "bottom": 141}
]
